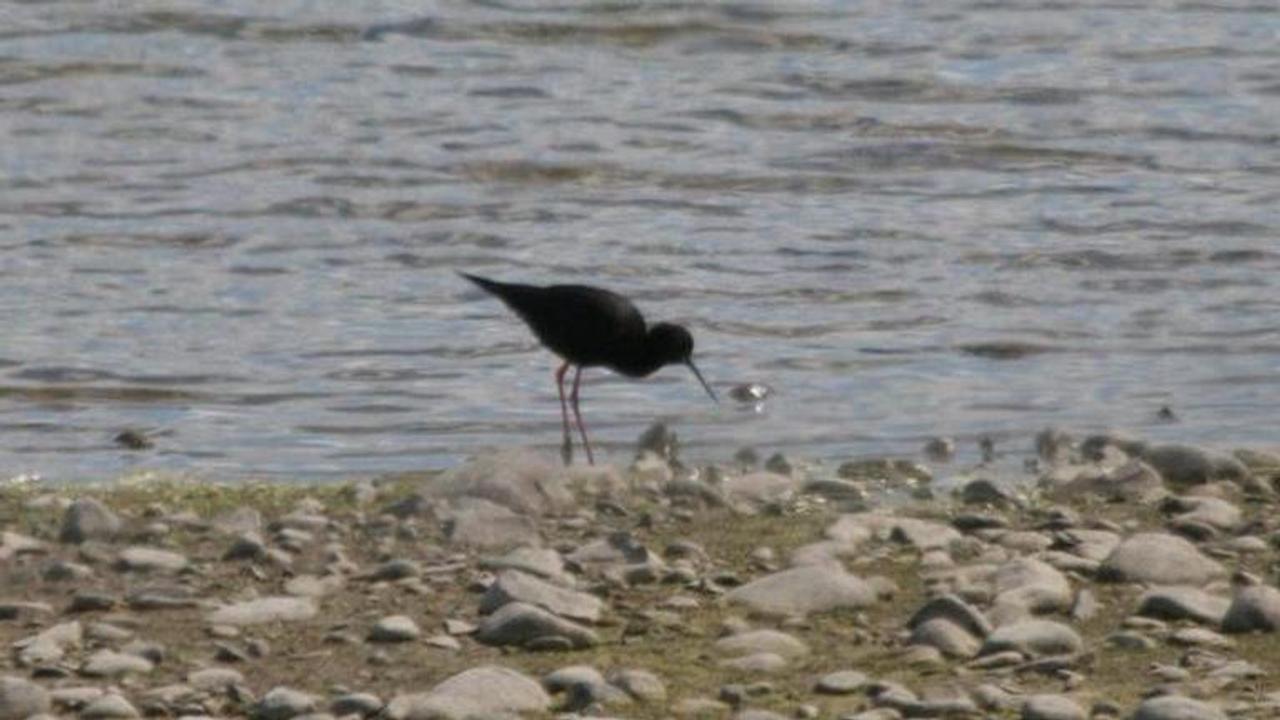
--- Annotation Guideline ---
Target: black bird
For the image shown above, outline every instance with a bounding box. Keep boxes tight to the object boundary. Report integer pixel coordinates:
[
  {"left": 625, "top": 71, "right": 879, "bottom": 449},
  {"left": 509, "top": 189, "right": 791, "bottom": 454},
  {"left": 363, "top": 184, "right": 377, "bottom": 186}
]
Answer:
[{"left": 460, "top": 272, "right": 717, "bottom": 465}]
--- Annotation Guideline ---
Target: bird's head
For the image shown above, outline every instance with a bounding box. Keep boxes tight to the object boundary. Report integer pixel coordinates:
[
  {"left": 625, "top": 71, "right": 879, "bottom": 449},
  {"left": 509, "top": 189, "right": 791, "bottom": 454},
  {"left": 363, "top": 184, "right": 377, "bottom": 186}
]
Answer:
[{"left": 649, "top": 323, "right": 717, "bottom": 403}]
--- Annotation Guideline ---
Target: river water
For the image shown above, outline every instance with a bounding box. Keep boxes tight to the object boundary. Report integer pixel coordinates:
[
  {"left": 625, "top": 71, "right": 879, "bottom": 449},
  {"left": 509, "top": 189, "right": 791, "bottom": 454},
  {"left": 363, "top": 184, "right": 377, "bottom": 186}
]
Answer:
[{"left": 2, "top": 1, "right": 1278, "bottom": 481}]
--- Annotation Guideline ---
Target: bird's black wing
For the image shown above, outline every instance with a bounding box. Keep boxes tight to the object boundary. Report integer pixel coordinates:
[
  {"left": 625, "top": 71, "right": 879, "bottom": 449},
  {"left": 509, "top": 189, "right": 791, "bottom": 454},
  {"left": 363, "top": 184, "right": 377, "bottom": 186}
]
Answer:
[{"left": 461, "top": 273, "right": 646, "bottom": 366}]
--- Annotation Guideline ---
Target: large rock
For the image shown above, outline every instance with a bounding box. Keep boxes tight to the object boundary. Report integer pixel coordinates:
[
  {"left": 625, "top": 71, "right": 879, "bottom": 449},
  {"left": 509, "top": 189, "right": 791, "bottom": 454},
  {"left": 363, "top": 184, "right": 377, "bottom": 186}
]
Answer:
[
  {"left": 1049, "top": 461, "right": 1166, "bottom": 503},
  {"left": 0, "top": 532, "right": 45, "bottom": 562},
  {"left": 610, "top": 668, "right": 666, "bottom": 703},
  {"left": 476, "top": 602, "right": 598, "bottom": 649},
  {"left": 116, "top": 546, "right": 190, "bottom": 574},
  {"left": 0, "top": 676, "right": 51, "bottom": 720},
  {"left": 480, "top": 547, "right": 570, "bottom": 584},
  {"left": 1221, "top": 585, "right": 1280, "bottom": 634},
  {"left": 386, "top": 666, "right": 551, "bottom": 720},
  {"left": 1055, "top": 529, "right": 1122, "bottom": 562},
  {"left": 890, "top": 517, "right": 963, "bottom": 550},
  {"left": 910, "top": 618, "right": 982, "bottom": 658},
  {"left": 1131, "top": 695, "right": 1227, "bottom": 720},
  {"left": 12, "top": 620, "right": 82, "bottom": 667},
  {"left": 431, "top": 449, "right": 575, "bottom": 516},
  {"left": 720, "top": 472, "right": 796, "bottom": 509},
  {"left": 1141, "top": 444, "right": 1249, "bottom": 487},
  {"left": 1022, "top": 694, "right": 1086, "bottom": 720},
  {"left": 253, "top": 687, "right": 319, "bottom": 720},
  {"left": 1164, "top": 496, "right": 1241, "bottom": 533},
  {"left": 80, "top": 693, "right": 140, "bottom": 720},
  {"left": 823, "top": 512, "right": 961, "bottom": 550},
  {"left": 714, "top": 630, "right": 809, "bottom": 659},
  {"left": 565, "top": 532, "right": 652, "bottom": 570},
  {"left": 60, "top": 498, "right": 122, "bottom": 544},
  {"left": 1137, "top": 587, "right": 1230, "bottom": 626},
  {"left": 724, "top": 565, "right": 876, "bottom": 617},
  {"left": 1099, "top": 533, "right": 1225, "bottom": 586},
  {"left": 824, "top": 514, "right": 877, "bottom": 546},
  {"left": 980, "top": 619, "right": 1083, "bottom": 658},
  {"left": 80, "top": 650, "right": 154, "bottom": 677},
  {"left": 479, "top": 570, "right": 603, "bottom": 623},
  {"left": 444, "top": 498, "right": 541, "bottom": 549},
  {"left": 206, "top": 597, "right": 318, "bottom": 626},
  {"left": 908, "top": 594, "right": 993, "bottom": 639},
  {"left": 993, "top": 557, "right": 1072, "bottom": 614}
]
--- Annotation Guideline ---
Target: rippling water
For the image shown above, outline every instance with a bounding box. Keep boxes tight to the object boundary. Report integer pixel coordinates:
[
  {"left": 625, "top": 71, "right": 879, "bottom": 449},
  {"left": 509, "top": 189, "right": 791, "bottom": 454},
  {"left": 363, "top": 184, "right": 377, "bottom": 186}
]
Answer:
[{"left": 2, "top": 1, "right": 1278, "bottom": 481}]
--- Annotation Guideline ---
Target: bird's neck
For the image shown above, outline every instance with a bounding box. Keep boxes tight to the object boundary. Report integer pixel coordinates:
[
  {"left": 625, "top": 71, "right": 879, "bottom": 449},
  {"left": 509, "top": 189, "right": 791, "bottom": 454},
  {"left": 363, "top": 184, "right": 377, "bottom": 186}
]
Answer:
[{"left": 610, "top": 338, "right": 669, "bottom": 378}]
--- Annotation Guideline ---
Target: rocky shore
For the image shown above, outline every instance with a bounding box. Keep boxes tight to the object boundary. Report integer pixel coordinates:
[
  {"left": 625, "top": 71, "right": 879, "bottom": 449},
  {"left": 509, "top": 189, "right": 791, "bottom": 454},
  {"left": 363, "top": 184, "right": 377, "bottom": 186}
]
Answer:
[{"left": 3, "top": 428, "right": 1280, "bottom": 720}]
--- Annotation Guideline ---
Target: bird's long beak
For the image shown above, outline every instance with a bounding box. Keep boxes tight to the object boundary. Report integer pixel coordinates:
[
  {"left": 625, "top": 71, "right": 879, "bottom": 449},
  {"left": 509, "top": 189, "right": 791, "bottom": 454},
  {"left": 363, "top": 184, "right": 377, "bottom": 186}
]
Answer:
[{"left": 686, "top": 360, "right": 718, "bottom": 403}]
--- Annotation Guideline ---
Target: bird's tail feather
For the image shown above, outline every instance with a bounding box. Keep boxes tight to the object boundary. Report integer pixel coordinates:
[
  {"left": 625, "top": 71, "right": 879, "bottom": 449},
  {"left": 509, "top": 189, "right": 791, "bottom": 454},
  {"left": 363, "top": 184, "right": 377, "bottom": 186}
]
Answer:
[{"left": 457, "top": 271, "right": 502, "bottom": 294}]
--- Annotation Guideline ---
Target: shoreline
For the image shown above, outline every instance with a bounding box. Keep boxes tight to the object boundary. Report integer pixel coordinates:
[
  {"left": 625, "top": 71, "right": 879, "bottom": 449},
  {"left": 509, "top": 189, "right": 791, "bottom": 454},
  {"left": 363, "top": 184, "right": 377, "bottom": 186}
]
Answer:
[{"left": 2, "top": 430, "right": 1279, "bottom": 720}]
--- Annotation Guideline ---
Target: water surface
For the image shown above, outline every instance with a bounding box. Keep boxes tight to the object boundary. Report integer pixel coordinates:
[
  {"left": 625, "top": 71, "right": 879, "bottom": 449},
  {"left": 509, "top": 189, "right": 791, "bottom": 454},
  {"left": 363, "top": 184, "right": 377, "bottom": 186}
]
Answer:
[{"left": 2, "top": 1, "right": 1278, "bottom": 480}]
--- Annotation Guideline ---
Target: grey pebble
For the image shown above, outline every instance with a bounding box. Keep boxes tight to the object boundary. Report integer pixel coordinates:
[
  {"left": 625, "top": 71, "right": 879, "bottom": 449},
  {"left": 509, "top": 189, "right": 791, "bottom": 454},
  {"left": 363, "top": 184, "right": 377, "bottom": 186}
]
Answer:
[
  {"left": 814, "top": 670, "right": 869, "bottom": 695},
  {"left": 1131, "top": 695, "right": 1227, "bottom": 720},
  {"left": 60, "top": 499, "right": 122, "bottom": 544},
  {"left": 1222, "top": 584, "right": 1280, "bottom": 633},
  {"left": 253, "top": 687, "right": 319, "bottom": 720},
  {"left": 80, "top": 650, "right": 154, "bottom": 678},
  {"left": 368, "top": 615, "right": 421, "bottom": 643},
  {"left": 981, "top": 619, "right": 1084, "bottom": 658},
  {"left": 0, "top": 676, "right": 51, "bottom": 720},
  {"left": 1022, "top": 694, "right": 1086, "bottom": 720},
  {"left": 80, "top": 694, "right": 140, "bottom": 720},
  {"left": 475, "top": 602, "right": 598, "bottom": 649},
  {"left": 479, "top": 570, "right": 603, "bottom": 623},
  {"left": 207, "top": 597, "right": 318, "bottom": 626},
  {"left": 330, "top": 693, "right": 383, "bottom": 717},
  {"left": 1099, "top": 533, "right": 1225, "bottom": 586}
]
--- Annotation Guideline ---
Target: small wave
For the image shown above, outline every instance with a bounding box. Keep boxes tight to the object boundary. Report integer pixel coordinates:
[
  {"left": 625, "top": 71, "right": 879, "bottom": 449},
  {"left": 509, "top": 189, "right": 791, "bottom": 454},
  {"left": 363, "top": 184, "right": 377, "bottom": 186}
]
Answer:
[{"left": 957, "top": 342, "right": 1060, "bottom": 360}]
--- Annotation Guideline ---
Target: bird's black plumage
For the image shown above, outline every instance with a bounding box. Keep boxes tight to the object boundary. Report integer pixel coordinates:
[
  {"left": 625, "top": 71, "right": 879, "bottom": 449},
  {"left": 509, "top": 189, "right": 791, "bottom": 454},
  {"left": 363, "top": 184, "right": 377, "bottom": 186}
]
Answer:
[{"left": 460, "top": 272, "right": 715, "bottom": 465}]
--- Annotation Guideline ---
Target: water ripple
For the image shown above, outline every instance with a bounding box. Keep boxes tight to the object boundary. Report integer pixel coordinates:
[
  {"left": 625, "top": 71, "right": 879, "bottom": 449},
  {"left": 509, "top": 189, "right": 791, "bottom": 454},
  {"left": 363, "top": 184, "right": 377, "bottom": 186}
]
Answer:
[{"left": 1, "top": 0, "right": 1277, "bottom": 480}]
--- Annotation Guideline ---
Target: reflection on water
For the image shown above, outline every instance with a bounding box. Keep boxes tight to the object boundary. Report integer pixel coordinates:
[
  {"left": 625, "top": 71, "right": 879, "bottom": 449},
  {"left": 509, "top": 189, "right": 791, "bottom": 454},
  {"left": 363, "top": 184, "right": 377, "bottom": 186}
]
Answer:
[{"left": 2, "top": 1, "right": 1278, "bottom": 480}]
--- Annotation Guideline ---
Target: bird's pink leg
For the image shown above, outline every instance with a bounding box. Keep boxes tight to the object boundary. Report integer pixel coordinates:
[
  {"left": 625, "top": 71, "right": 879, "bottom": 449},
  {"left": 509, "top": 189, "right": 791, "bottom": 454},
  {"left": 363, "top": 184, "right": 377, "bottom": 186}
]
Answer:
[
  {"left": 555, "top": 362, "right": 573, "bottom": 465},
  {"left": 569, "top": 366, "right": 595, "bottom": 465}
]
